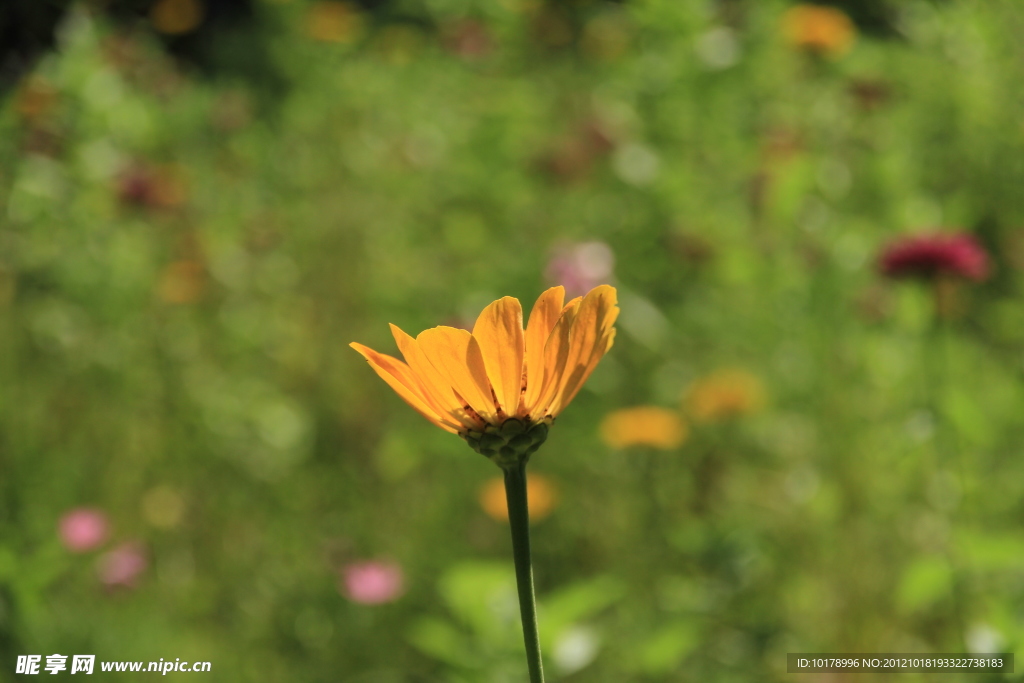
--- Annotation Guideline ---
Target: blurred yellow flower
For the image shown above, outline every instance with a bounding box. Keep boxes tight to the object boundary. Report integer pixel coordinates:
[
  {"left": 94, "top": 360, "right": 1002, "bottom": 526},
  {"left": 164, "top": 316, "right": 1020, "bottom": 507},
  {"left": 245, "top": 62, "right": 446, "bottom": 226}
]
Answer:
[
  {"left": 782, "top": 5, "right": 856, "bottom": 57},
  {"left": 157, "top": 260, "right": 206, "bottom": 304},
  {"left": 306, "top": 2, "right": 363, "bottom": 44},
  {"left": 352, "top": 286, "right": 618, "bottom": 466},
  {"left": 141, "top": 486, "right": 186, "bottom": 529},
  {"left": 599, "top": 406, "right": 688, "bottom": 449},
  {"left": 581, "top": 13, "right": 630, "bottom": 62},
  {"left": 479, "top": 474, "right": 558, "bottom": 522},
  {"left": 150, "top": 0, "right": 205, "bottom": 36},
  {"left": 14, "top": 77, "right": 58, "bottom": 124},
  {"left": 684, "top": 369, "right": 766, "bottom": 422}
]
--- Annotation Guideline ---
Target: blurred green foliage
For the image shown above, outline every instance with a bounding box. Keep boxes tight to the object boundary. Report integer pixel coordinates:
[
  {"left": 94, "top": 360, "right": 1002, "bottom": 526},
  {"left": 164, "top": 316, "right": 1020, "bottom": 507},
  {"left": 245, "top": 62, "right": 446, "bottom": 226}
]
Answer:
[{"left": 3, "top": 0, "right": 1024, "bottom": 681}]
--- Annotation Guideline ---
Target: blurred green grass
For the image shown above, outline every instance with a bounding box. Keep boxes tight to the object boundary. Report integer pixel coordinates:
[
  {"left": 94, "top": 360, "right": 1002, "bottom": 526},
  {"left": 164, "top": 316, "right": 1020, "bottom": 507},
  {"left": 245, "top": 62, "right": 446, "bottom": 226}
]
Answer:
[{"left": 3, "top": 0, "right": 1024, "bottom": 681}]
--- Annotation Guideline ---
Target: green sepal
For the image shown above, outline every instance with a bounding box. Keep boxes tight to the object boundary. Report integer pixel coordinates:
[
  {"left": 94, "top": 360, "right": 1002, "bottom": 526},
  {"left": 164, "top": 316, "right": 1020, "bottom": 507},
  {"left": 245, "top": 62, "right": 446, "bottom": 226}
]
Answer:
[{"left": 460, "top": 418, "right": 553, "bottom": 468}]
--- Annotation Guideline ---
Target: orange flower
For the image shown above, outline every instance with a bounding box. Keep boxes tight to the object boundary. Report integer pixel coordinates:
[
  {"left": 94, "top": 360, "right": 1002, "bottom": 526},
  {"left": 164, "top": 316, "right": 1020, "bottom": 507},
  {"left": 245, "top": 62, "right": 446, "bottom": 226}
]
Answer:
[
  {"left": 479, "top": 474, "right": 558, "bottom": 522},
  {"left": 351, "top": 285, "right": 618, "bottom": 466},
  {"left": 599, "top": 406, "right": 688, "bottom": 449},
  {"left": 150, "top": 0, "right": 205, "bottom": 35},
  {"left": 684, "top": 369, "right": 766, "bottom": 422},
  {"left": 14, "top": 77, "right": 58, "bottom": 124},
  {"left": 782, "top": 5, "right": 856, "bottom": 57},
  {"left": 306, "top": 2, "right": 363, "bottom": 44},
  {"left": 157, "top": 260, "right": 205, "bottom": 304}
]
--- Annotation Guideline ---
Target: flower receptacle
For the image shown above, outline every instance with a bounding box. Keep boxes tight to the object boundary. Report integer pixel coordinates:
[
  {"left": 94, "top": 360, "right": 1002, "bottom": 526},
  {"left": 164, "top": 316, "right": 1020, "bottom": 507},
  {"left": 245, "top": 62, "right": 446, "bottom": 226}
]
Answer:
[{"left": 462, "top": 418, "right": 552, "bottom": 469}]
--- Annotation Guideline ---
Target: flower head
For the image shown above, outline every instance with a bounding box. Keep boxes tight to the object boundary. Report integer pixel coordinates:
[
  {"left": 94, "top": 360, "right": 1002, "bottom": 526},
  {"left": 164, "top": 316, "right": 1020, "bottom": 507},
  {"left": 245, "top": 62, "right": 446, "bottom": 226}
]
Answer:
[
  {"left": 340, "top": 560, "right": 405, "bottom": 604},
  {"left": 684, "top": 369, "right": 766, "bottom": 422},
  {"left": 479, "top": 473, "right": 559, "bottom": 522},
  {"left": 59, "top": 507, "right": 110, "bottom": 553},
  {"left": 879, "top": 232, "right": 990, "bottom": 282},
  {"left": 599, "top": 406, "right": 688, "bottom": 449},
  {"left": 351, "top": 285, "right": 618, "bottom": 467},
  {"left": 783, "top": 5, "right": 856, "bottom": 57}
]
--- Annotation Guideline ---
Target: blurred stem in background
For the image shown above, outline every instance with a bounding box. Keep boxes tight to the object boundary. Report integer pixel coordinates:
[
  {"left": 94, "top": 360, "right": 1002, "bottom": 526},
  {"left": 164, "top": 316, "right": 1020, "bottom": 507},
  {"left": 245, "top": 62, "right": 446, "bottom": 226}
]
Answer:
[
  {"left": 639, "top": 446, "right": 662, "bottom": 540},
  {"left": 931, "top": 277, "right": 971, "bottom": 499},
  {"left": 924, "top": 276, "right": 972, "bottom": 651},
  {"left": 503, "top": 462, "right": 545, "bottom": 683}
]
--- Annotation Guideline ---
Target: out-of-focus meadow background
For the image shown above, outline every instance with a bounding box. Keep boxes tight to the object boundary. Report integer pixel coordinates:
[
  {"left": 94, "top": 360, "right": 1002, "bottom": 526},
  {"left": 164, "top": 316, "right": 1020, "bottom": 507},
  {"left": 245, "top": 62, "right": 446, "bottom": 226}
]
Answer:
[{"left": 3, "top": 0, "right": 1024, "bottom": 680}]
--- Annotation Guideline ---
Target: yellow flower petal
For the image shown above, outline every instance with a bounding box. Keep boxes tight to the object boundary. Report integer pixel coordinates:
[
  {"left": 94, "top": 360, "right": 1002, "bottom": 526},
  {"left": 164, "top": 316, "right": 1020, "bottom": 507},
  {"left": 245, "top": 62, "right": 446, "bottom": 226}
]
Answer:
[
  {"left": 522, "top": 286, "right": 565, "bottom": 417},
  {"left": 549, "top": 284, "right": 619, "bottom": 415},
  {"left": 390, "top": 324, "right": 482, "bottom": 431},
  {"left": 599, "top": 406, "right": 688, "bottom": 449},
  {"left": 415, "top": 326, "right": 497, "bottom": 422},
  {"left": 349, "top": 342, "right": 459, "bottom": 433},
  {"left": 472, "top": 296, "right": 525, "bottom": 417},
  {"left": 531, "top": 297, "right": 581, "bottom": 417}
]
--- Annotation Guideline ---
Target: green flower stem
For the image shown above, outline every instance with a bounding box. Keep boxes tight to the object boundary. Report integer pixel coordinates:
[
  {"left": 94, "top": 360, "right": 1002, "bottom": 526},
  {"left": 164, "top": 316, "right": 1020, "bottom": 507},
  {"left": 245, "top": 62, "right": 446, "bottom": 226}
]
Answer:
[
  {"left": 503, "top": 461, "right": 545, "bottom": 683},
  {"left": 925, "top": 301, "right": 972, "bottom": 651}
]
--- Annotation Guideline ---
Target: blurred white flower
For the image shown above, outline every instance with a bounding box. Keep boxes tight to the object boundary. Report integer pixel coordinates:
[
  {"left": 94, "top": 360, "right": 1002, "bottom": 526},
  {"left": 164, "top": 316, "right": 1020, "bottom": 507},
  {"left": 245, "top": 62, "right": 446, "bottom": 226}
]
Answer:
[
  {"left": 612, "top": 143, "right": 660, "bottom": 186},
  {"left": 553, "top": 626, "right": 600, "bottom": 674},
  {"left": 695, "top": 27, "right": 740, "bottom": 70}
]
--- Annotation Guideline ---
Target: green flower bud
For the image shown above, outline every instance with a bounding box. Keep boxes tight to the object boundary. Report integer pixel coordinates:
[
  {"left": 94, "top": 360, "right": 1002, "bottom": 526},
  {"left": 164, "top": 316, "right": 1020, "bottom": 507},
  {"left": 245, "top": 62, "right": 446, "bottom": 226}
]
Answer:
[{"left": 460, "top": 417, "right": 553, "bottom": 468}]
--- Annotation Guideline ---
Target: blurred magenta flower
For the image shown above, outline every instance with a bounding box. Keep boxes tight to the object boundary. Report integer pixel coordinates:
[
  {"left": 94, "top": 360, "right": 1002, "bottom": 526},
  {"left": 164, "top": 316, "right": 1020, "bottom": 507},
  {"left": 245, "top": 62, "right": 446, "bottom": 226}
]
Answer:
[
  {"left": 879, "top": 232, "right": 990, "bottom": 282},
  {"left": 97, "top": 542, "right": 148, "bottom": 588},
  {"left": 340, "top": 560, "right": 405, "bottom": 604},
  {"left": 59, "top": 508, "right": 109, "bottom": 553},
  {"left": 545, "top": 242, "right": 615, "bottom": 299},
  {"left": 117, "top": 163, "right": 188, "bottom": 210}
]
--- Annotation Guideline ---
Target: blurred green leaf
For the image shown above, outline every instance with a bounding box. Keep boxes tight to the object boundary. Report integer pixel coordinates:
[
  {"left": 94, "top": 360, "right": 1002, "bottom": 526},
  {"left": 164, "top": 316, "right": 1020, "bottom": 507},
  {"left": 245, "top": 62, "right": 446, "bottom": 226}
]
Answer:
[
  {"left": 540, "top": 574, "right": 626, "bottom": 641},
  {"left": 897, "top": 556, "right": 953, "bottom": 613},
  {"left": 438, "top": 561, "right": 517, "bottom": 636},
  {"left": 406, "top": 616, "right": 477, "bottom": 668},
  {"left": 957, "top": 533, "right": 1024, "bottom": 571},
  {"left": 942, "top": 388, "right": 994, "bottom": 448},
  {"left": 634, "top": 619, "right": 701, "bottom": 675}
]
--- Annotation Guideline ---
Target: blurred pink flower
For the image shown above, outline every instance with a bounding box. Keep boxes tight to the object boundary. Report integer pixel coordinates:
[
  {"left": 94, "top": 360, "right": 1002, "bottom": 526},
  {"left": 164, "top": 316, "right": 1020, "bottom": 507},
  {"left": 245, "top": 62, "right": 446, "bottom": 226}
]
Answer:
[
  {"left": 879, "top": 232, "right": 990, "bottom": 282},
  {"left": 59, "top": 508, "right": 109, "bottom": 553},
  {"left": 340, "top": 560, "right": 404, "bottom": 604},
  {"left": 545, "top": 242, "right": 615, "bottom": 299},
  {"left": 97, "top": 542, "right": 148, "bottom": 588},
  {"left": 116, "top": 163, "right": 187, "bottom": 210}
]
